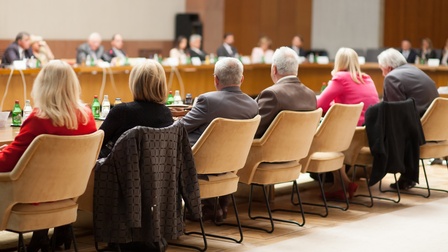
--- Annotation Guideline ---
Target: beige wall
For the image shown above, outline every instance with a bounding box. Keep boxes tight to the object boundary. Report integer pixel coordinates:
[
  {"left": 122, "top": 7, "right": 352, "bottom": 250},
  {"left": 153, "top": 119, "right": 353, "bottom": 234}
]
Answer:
[
  {"left": 311, "top": 0, "right": 384, "bottom": 59},
  {"left": 0, "top": 0, "right": 186, "bottom": 40}
]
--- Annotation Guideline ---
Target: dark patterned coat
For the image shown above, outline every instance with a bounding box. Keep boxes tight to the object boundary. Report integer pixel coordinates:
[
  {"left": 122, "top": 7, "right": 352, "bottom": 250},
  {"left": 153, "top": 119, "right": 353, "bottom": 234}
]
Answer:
[{"left": 93, "top": 125, "right": 201, "bottom": 243}]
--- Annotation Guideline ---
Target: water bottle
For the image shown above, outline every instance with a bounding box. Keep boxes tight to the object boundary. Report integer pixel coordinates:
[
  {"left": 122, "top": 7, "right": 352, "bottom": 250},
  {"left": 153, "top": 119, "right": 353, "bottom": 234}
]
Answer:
[
  {"left": 23, "top": 100, "right": 33, "bottom": 121},
  {"left": 12, "top": 100, "right": 22, "bottom": 126},
  {"left": 101, "top": 95, "right": 110, "bottom": 118},
  {"left": 173, "top": 90, "right": 183, "bottom": 105},
  {"left": 114, "top": 98, "right": 122, "bottom": 106},
  {"left": 166, "top": 91, "right": 174, "bottom": 105},
  {"left": 91, "top": 95, "right": 101, "bottom": 119}
]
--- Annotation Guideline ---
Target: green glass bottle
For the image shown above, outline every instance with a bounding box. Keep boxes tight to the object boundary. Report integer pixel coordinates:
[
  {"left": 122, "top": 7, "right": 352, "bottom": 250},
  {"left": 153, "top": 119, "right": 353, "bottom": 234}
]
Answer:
[
  {"left": 91, "top": 95, "right": 101, "bottom": 119},
  {"left": 36, "top": 59, "right": 41, "bottom": 68},
  {"left": 166, "top": 91, "right": 174, "bottom": 105},
  {"left": 320, "top": 82, "right": 327, "bottom": 93},
  {"left": 12, "top": 100, "right": 22, "bottom": 126}
]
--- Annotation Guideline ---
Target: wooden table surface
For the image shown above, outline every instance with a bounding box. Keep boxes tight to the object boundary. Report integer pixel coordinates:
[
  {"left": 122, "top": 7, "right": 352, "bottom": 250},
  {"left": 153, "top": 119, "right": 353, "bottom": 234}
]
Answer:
[{"left": 1, "top": 63, "right": 448, "bottom": 111}]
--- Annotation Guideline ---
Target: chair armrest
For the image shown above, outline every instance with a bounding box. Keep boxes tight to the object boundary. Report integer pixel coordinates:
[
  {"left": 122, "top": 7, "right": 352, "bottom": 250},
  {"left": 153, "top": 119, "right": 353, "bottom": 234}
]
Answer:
[
  {"left": 0, "top": 173, "right": 13, "bottom": 182},
  {"left": 252, "top": 138, "right": 263, "bottom": 147}
]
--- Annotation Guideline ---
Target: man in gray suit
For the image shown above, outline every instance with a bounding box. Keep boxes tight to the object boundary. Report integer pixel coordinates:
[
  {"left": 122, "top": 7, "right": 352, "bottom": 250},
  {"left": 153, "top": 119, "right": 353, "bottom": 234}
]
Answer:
[
  {"left": 180, "top": 57, "right": 258, "bottom": 145},
  {"left": 255, "top": 46, "right": 316, "bottom": 138},
  {"left": 378, "top": 48, "right": 438, "bottom": 117},
  {"left": 179, "top": 57, "right": 258, "bottom": 221},
  {"left": 377, "top": 48, "right": 439, "bottom": 189},
  {"left": 76, "top": 32, "right": 107, "bottom": 64}
]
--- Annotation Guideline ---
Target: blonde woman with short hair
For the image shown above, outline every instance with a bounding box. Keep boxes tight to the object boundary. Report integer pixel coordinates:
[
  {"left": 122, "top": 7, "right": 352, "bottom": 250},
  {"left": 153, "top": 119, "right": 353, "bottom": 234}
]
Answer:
[
  {"left": 0, "top": 60, "right": 97, "bottom": 252},
  {"left": 317, "top": 47, "right": 379, "bottom": 200},
  {"left": 99, "top": 60, "right": 173, "bottom": 157}
]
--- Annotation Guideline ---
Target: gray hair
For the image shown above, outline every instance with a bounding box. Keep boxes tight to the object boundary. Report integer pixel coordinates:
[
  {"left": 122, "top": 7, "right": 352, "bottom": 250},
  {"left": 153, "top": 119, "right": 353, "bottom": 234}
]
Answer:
[
  {"left": 377, "top": 48, "right": 407, "bottom": 69},
  {"left": 88, "top": 32, "right": 102, "bottom": 42},
  {"left": 214, "top": 57, "right": 244, "bottom": 86},
  {"left": 189, "top": 34, "right": 202, "bottom": 44},
  {"left": 272, "top": 47, "right": 300, "bottom": 75}
]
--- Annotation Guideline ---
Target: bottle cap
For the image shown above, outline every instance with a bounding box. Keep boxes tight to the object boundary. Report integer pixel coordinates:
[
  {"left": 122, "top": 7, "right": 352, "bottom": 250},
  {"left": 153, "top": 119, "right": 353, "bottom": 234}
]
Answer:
[{"left": 94, "top": 95, "right": 98, "bottom": 98}]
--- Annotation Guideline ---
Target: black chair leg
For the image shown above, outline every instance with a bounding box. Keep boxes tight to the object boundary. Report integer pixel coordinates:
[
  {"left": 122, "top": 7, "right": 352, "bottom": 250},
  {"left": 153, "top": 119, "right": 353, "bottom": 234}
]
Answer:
[
  {"left": 18, "top": 233, "right": 27, "bottom": 252},
  {"left": 299, "top": 170, "right": 349, "bottom": 217},
  {"left": 350, "top": 165, "right": 374, "bottom": 207},
  {"left": 412, "top": 158, "right": 448, "bottom": 197},
  {"left": 377, "top": 173, "right": 401, "bottom": 203}
]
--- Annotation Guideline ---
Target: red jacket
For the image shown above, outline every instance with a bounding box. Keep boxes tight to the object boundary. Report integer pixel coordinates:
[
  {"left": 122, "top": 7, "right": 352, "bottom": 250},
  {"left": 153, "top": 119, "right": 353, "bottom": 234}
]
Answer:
[{"left": 0, "top": 109, "right": 97, "bottom": 172}]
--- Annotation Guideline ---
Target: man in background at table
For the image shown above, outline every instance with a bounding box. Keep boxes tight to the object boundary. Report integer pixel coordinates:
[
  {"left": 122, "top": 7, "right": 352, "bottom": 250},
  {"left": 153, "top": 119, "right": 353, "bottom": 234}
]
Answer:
[
  {"left": 255, "top": 46, "right": 316, "bottom": 138},
  {"left": 217, "top": 33, "right": 238, "bottom": 58},
  {"left": 76, "top": 32, "right": 107, "bottom": 65},
  {"left": 377, "top": 48, "right": 439, "bottom": 189},
  {"left": 106, "top": 34, "right": 126, "bottom": 62},
  {"left": 187, "top": 34, "right": 207, "bottom": 61},
  {"left": 399, "top": 39, "right": 417, "bottom": 64},
  {"left": 290, "top": 35, "right": 307, "bottom": 57},
  {"left": 1, "top": 32, "right": 33, "bottom": 66}
]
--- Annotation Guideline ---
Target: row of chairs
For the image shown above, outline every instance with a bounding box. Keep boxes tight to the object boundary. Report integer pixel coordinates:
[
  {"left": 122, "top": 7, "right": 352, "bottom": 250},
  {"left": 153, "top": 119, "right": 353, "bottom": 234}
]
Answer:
[{"left": 178, "top": 103, "right": 363, "bottom": 251}]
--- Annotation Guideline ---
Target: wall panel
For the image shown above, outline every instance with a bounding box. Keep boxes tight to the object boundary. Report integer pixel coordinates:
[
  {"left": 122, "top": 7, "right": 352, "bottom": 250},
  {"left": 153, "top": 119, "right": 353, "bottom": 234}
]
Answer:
[
  {"left": 224, "top": 0, "right": 312, "bottom": 56},
  {"left": 384, "top": 0, "right": 448, "bottom": 49}
]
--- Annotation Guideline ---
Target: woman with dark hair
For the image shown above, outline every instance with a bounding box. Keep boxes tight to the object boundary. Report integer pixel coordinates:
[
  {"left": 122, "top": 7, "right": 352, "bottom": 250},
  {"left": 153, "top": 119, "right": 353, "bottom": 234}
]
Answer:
[{"left": 169, "top": 35, "right": 188, "bottom": 61}]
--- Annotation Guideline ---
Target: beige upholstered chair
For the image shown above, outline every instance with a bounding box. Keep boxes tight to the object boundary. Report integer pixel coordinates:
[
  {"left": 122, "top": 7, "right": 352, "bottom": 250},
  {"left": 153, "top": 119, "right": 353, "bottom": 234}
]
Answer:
[
  {"left": 415, "top": 97, "right": 448, "bottom": 197},
  {"left": 0, "top": 131, "right": 104, "bottom": 252},
  {"left": 342, "top": 127, "right": 374, "bottom": 207},
  {"left": 237, "top": 109, "right": 322, "bottom": 233},
  {"left": 298, "top": 103, "right": 363, "bottom": 217},
  {"left": 183, "top": 115, "right": 260, "bottom": 251},
  {"left": 346, "top": 98, "right": 448, "bottom": 202}
]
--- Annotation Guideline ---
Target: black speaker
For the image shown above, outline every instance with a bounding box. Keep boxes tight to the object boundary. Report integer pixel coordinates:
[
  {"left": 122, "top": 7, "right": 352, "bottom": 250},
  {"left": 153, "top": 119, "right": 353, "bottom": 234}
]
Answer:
[{"left": 175, "top": 13, "right": 203, "bottom": 40}]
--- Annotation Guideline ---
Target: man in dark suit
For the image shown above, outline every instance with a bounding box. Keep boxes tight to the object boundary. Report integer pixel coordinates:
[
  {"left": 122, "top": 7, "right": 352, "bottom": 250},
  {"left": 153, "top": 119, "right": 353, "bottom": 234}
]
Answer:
[
  {"left": 1, "top": 32, "right": 34, "bottom": 65},
  {"left": 399, "top": 39, "right": 417, "bottom": 64},
  {"left": 255, "top": 46, "right": 316, "bottom": 138},
  {"left": 290, "top": 35, "right": 307, "bottom": 57},
  {"left": 76, "top": 32, "right": 107, "bottom": 64},
  {"left": 187, "top": 34, "right": 207, "bottom": 61},
  {"left": 377, "top": 48, "right": 439, "bottom": 189},
  {"left": 106, "top": 34, "right": 126, "bottom": 62},
  {"left": 180, "top": 57, "right": 258, "bottom": 145},
  {"left": 216, "top": 33, "right": 238, "bottom": 57},
  {"left": 179, "top": 57, "right": 258, "bottom": 221}
]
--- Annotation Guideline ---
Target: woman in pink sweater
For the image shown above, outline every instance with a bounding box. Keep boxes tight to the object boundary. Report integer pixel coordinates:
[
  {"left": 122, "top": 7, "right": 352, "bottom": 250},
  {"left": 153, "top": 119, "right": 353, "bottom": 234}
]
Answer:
[{"left": 317, "top": 47, "right": 379, "bottom": 200}]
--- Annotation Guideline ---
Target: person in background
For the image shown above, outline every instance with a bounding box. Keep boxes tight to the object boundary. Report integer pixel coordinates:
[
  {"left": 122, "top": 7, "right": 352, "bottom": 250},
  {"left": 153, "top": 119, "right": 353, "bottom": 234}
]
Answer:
[
  {"left": 399, "top": 39, "right": 417, "bottom": 64},
  {"left": 76, "top": 32, "right": 107, "bottom": 64},
  {"left": 179, "top": 58, "right": 258, "bottom": 221},
  {"left": 317, "top": 47, "right": 379, "bottom": 199},
  {"left": 418, "top": 37, "right": 437, "bottom": 63},
  {"left": 378, "top": 48, "right": 438, "bottom": 189},
  {"left": 440, "top": 38, "right": 448, "bottom": 66},
  {"left": 30, "top": 35, "right": 54, "bottom": 65},
  {"left": 290, "top": 35, "right": 307, "bottom": 57},
  {"left": 187, "top": 34, "right": 207, "bottom": 61},
  {"left": 255, "top": 46, "right": 316, "bottom": 138},
  {"left": 0, "top": 60, "right": 97, "bottom": 251},
  {"left": 107, "top": 34, "right": 126, "bottom": 62},
  {"left": 169, "top": 35, "right": 188, "bottom": 60},
  {"left": 99, "top": 60, "right": 173, "bottom": 158},
  {"left": 1, "top": 32, "right": 33, "bottom": 65},
  {"left": 251, "top": 36, "right": 274, "bottom": 63},
  {"left": 217, "top": 33, "right": 238, "bottom": 57}
]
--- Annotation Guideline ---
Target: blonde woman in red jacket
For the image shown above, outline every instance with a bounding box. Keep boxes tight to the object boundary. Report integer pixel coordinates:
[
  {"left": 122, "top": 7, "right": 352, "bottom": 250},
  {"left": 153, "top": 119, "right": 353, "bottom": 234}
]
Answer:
[{"left": 0, "top": 60, "right": 97, "bottom": 252}]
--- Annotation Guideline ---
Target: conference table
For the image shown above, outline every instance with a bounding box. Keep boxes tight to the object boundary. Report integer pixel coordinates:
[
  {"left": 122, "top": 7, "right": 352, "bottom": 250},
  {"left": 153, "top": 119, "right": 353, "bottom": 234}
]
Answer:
[{"left": 1, "top": 63, "right": 448, "bottom": 111}]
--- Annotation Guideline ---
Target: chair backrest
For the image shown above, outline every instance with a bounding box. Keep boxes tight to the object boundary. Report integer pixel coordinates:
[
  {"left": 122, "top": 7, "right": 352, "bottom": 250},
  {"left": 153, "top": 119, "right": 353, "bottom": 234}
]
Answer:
[
  {"left": 312, "top": 103, "right": 363, "bottom": 153},
  {"left": 8, "top": 131, "right": 104, "bottom": 204},
  {"left": 192, "top": 115, "right": 260, "bottom": 174},
  {"left": 421, "top": 97, "right": 448, "bottom": 141},
  {"left": 256, "top": 109, "right": 322, "bottom": 162},
  {"left": 366, "top": 48, "right": 383, "bottom": 62}
]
